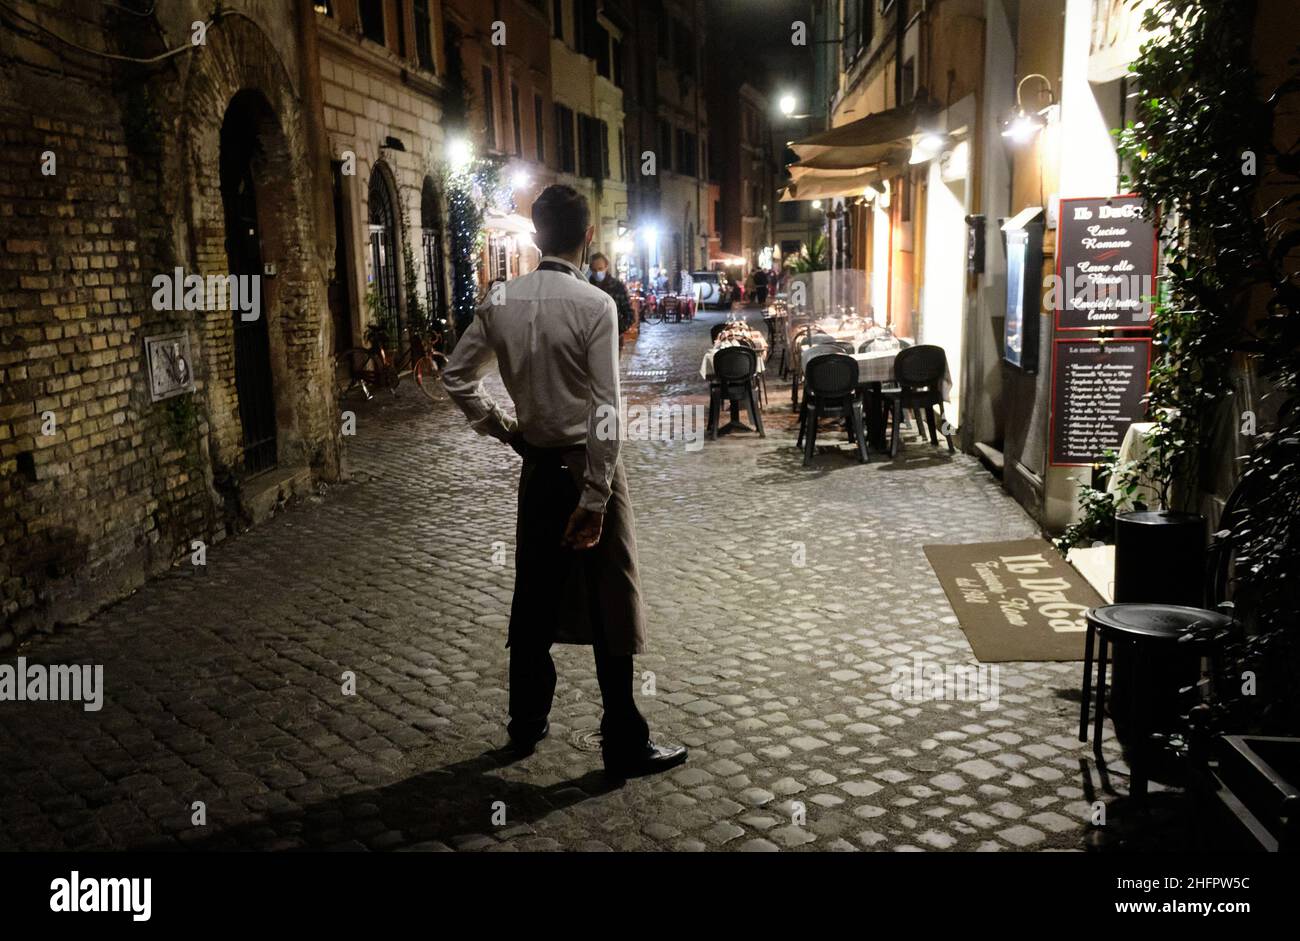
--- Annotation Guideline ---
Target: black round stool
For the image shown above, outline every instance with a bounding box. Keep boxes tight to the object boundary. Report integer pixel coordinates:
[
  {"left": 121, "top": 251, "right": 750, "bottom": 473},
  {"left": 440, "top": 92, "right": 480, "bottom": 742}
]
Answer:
[{"left": 1079, "top": 603, "right": 1233, "bottom": 797}]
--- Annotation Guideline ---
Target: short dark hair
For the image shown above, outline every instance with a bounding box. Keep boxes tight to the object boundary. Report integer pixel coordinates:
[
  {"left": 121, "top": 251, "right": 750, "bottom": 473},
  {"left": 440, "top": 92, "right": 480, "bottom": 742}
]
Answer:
[
  {"left": 532, "top": 184, "right": 590, "bottom": 255},
  {"left": 589, "top": 252, "right": 609, "bottom": 267}
]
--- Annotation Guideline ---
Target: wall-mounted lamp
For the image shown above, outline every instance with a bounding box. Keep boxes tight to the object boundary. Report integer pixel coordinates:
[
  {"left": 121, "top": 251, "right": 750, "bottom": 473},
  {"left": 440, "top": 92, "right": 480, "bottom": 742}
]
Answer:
[
  {"left": 1001, "top": 73, "right": 1055, "bottom": 145},
  {"left": 811, "top": 199, "right": 823, "bottom": 210},
  {"left": 909, "top": 130, "right": 952, "bottom": 165}
]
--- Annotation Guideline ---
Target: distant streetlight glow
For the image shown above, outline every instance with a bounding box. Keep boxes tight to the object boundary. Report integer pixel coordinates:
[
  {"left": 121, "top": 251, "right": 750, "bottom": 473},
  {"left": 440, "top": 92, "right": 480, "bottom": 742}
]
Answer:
[
  {"left": 779, "top": 93, "right": 797, "bottom": 117},
  {"left": 511, "top": 169, "right": 530, "bottom": 190},
  {"left": 811, "top": 199, "right": 823, "bottom": 210}
]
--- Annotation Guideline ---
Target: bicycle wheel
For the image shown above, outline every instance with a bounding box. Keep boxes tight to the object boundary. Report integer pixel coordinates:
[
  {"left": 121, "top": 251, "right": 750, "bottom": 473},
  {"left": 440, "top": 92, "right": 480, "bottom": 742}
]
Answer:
[
  {"left": 336, "top": 347, "right": 378, "bottom": 401},
  {"left": 413, "top": 351, "right": 448, "bottom": 401}
]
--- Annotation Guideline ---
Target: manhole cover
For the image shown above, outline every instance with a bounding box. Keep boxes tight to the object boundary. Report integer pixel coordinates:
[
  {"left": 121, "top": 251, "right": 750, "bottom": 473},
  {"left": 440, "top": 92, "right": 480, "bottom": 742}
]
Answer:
[{"left": 570, "top": 729, "right": 604, "bottom": 753}]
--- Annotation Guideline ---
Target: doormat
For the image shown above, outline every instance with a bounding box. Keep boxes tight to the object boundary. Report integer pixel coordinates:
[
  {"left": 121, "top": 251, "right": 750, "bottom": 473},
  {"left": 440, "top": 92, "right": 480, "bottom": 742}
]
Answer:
[{"left": 923, "top": 538, "right": 1102, "bottom": 662}]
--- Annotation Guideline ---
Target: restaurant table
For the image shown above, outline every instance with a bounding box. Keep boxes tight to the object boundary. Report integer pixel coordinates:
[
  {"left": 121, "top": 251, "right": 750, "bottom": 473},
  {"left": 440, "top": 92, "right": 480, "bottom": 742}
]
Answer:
[{"left": 799, "top": 345, "right": 953, "bottom": 449}]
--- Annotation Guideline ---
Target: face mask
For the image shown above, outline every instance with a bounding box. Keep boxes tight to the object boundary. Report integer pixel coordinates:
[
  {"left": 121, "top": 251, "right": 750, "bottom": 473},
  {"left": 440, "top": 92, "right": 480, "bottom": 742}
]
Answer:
[{"left": 594, "top": 271, "right": 607, "bottom": 282}]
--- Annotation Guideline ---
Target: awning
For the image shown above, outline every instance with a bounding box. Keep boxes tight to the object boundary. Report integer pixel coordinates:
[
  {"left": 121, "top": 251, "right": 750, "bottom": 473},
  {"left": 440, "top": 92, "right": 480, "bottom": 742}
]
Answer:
[
  {"left": 789, "top": 100, "right": 938, "bottom": 161},
  {"left": 781, "top": 100, "right": 939, "bottom": 201},
  {"left": 789, "top": 146, "right": 900, "bottom": 175},
  {"left": 483, "top": 211, "right": 535, "bottom": 235},
  {"left": 779, "top": 164, "right": 897, "bottom": 202}
]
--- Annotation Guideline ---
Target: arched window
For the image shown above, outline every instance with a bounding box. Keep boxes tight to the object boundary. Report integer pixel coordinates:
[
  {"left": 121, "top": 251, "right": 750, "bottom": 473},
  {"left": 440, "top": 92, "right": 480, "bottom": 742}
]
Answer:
[
  {"left": 421, "top": 177, "right": 448, "bottom": 332},
  {"left": 367, "top": 166, "right": 401, "bottom": 344}
]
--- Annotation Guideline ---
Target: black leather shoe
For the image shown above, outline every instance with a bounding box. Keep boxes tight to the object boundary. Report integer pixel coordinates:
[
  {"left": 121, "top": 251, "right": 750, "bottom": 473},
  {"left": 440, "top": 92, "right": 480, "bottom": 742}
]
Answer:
[
  {"left": 604, "top": 741, "right": 688, "bottom": 778},
  {"left": 507, "top": 720, "right": 549, "bottom": 755}
]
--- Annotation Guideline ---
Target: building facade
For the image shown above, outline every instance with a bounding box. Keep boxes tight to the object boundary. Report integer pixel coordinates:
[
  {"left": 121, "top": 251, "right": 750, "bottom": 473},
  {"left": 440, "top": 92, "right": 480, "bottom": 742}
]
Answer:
[
  {"left": 1, "top": 0, "right": 341, "bottom": 643},
  {"left": 709, "top": 76, "right": 778, "bottom": 274},
  {"left": 316, "top": 0, "right": 454, "bottom": 357},
  {"left": 795, "top": 0, "right": 1293, "bottom": 534},
  {"left": 548, "top": 0, "right": 632, "bottom": 266},
  {"left": 621, "top": 0, "right": 710, "bottom": 290}
]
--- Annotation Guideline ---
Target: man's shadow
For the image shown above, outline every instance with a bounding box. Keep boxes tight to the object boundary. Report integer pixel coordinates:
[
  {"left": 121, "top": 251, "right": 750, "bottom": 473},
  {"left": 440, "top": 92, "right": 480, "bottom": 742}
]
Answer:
[{"left": 135, "top": 748, "right": 619, "bottom": 851}]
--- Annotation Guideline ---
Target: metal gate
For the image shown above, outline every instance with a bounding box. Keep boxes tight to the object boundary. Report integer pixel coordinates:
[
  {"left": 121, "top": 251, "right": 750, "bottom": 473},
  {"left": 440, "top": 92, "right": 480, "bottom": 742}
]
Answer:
[{"left": 368, "top": 169, "right": 403, "bottom": 354}]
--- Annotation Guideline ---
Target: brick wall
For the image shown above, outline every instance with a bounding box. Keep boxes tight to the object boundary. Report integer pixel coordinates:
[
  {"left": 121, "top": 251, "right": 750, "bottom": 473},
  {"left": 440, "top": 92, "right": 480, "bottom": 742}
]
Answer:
[{"left": 0, "top": 2, "right": 339, "bottom": 646}]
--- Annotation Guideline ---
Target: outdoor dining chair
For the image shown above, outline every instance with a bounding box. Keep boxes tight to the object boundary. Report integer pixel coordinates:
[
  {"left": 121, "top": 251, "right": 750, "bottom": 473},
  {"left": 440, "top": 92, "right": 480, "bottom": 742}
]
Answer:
[
  {"left": 662, "top": 294, "right": 683, "bottom": 323},
  {"left": 879, "top": 344, "right": 955, "bottom": 457},
  {"left": 796, "top": 352, "right": 869, "bottom": 466},
  {"left": 708, "top": 345, "right": 765, "bottom": 439},
  {"left": 781, "top": 324, "right": 812, "bottom": 380}
]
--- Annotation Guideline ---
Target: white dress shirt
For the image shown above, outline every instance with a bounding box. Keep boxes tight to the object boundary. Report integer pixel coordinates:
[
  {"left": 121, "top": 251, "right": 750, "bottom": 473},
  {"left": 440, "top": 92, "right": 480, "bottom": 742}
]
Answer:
[{"left": 442, "top": 256, "right": 622, "bottom": 513}]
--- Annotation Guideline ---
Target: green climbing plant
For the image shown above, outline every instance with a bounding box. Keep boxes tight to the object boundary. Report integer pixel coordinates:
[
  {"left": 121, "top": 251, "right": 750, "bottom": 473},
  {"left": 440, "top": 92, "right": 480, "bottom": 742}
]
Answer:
[{"left": 1056, "top": 0, "right": 1272, "bottom": 553}]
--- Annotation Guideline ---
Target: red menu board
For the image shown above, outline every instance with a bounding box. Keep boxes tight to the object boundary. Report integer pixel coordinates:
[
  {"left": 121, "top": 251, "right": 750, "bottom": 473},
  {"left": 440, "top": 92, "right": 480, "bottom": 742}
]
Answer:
[
  {"left": 1055, "top": 195, "right": 1158, "bottom": 331},
  {"left": 1050, "top": 338, "right": 1153, "bottom": 466}
]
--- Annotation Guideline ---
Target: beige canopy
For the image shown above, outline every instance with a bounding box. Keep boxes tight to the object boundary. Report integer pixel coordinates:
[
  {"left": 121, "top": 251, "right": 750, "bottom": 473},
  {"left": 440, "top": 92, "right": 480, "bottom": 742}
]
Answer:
[
  {"left": 780, "top": 166, "right": 894, "bottom": 202},
  {"left": 789, "top": 100, "right": 938, "bottom": 160},
  {"left": 780, "top": 100, "right": 936, "bottom": 201}
]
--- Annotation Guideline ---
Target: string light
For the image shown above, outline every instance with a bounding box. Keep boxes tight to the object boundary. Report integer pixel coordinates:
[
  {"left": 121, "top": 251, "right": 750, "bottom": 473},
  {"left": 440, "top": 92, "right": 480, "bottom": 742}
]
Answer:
[{"left": 446, "top": 153, "right": 510, "bottom": 332}]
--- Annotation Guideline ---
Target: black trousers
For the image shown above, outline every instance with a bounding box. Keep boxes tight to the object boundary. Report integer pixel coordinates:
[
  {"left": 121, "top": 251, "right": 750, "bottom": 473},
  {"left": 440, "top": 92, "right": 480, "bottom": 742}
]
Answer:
[{"left": 507, "top": 635, "right": 649, "bottom": 756}]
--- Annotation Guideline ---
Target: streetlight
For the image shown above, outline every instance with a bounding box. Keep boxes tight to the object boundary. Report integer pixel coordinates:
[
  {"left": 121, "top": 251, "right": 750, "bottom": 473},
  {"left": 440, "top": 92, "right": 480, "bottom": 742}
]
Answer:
[
  {"left": 447, "top": 136, "right": 473, "bottom": 171},
  {"left": 510, "top": 169, "right": 530, "bottom": 191},
  {"left": 779, "top": 93, "right": 797, "bottom": 117},
  {"left": 811, "top": 199, "right": 823, "bottom": 210}
]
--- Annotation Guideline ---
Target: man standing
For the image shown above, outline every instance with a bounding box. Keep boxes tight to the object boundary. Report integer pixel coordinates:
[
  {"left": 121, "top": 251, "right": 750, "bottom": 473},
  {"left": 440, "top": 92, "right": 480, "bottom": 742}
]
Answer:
[
  {"left": 588, "top": 252, "right": 634, "bottom": 350},
  {"left": 753, "top": 267, "right": 770, "bottom": 307},
  {"left": 442, "top": 185, "right": 687, "bottom": 779}
]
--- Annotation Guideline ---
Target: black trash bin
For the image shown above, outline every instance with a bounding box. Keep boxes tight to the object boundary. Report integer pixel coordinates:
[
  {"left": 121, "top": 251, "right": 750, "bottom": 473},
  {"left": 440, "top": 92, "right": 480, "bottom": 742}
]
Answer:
[{"left": 1114, "top": 510, "right": 1206, "bottom": 607}]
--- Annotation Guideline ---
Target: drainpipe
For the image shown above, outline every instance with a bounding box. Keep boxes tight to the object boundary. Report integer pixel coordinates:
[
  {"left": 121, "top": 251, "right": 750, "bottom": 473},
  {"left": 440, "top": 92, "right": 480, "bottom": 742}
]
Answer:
[
  {"left": 895, "top": 0, "right": 907, "bottom": 107},
  {"left": 296, "top": 0, "right": 332, "bottom": 274}
]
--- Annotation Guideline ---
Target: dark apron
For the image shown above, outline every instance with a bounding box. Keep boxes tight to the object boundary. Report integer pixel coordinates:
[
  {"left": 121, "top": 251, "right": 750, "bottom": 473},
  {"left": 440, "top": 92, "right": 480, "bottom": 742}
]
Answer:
[{"left": 509, "top": 446, "right": 647, "bottom": 657}]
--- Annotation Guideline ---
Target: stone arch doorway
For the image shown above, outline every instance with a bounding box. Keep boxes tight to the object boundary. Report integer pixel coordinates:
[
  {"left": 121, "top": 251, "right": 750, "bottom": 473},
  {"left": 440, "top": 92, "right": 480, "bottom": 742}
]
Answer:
[
  {"left": 220, "top": 90, "right": 279, "bottom": 475},
  {"left": 367, "top": 162, "right": 404, "bottom": 353},
  {"left": 176, "top": 13, "right": 337, "bottom": 488},
  {"left": 420, "top": 176, "right": 449, "bottom": 335}
]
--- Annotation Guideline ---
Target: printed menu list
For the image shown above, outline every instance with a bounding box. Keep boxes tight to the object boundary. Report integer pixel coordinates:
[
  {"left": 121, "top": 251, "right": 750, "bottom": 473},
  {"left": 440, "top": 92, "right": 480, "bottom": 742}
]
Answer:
[
  {"left": 1055, "top": 195, "right": 1157, "bottom": 330},
  {"left": 1050, "top": 339, "right": 1152, "bottom": 466}
]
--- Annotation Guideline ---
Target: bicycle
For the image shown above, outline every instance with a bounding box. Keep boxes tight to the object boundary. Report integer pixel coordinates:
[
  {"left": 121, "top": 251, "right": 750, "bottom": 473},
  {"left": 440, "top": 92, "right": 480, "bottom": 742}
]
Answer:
[{"left": 336, "top": 323, "right": 448, "bottom": 402}]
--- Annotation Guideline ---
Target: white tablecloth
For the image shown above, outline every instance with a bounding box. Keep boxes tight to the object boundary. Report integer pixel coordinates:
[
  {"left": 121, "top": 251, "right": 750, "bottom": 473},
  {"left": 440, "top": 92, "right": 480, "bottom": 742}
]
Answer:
[{"left": 1105, "top": 420, "right": 1159, "bottom": 508}]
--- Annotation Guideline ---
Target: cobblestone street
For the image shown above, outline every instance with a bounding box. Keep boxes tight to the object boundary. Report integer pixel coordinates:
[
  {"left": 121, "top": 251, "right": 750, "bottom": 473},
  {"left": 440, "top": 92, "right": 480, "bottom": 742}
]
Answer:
[{"left": 0, "top": 308, "right": 1123, "bottom": 852}]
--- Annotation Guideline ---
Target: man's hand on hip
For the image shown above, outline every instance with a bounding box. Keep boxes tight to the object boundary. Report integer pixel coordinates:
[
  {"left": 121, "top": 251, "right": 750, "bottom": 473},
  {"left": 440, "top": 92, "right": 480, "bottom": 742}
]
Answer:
[
  {"left": 562, "top": 506, "right": 604, "bottom": 550},
  {"left": 504, "top": 429, "right": 527, "bottom": 457}
]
